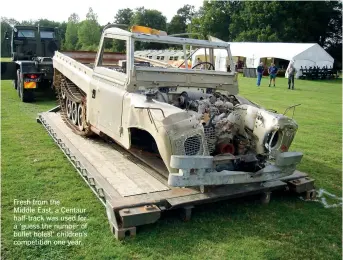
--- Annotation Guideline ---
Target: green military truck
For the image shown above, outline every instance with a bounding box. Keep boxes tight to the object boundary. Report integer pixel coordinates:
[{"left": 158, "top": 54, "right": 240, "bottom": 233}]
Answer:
[{"left": 1, "top": 25, "right": 60, "bottom": 102}]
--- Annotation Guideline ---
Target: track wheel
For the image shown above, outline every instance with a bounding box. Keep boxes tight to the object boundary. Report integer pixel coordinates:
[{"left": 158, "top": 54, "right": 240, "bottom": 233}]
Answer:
[
  {"left": 66, "top": 98, "right": 72, "bottom": 119},
  {"left": 77, "top": 104, "right": 84, "bottom": 131},
  {"left": 71, "top": 101, "right": 78, "bottom": 125}
]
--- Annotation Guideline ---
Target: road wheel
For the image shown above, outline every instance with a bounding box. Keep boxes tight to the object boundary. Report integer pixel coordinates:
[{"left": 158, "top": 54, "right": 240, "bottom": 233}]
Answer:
[
  {"left": 66, "top": 98, "right": 72, "bottom": 119},
  {"left": 77, "top": 104, "right": 84, "bottom": 131},
  {"left": 71, "top": 101, "right": 78, "bottom": 125}
]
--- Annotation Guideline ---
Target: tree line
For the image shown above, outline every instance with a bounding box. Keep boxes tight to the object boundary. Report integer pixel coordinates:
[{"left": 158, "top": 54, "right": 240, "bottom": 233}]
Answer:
[{"left": 1, "top": 1, "right": 342, "bottom": 67}]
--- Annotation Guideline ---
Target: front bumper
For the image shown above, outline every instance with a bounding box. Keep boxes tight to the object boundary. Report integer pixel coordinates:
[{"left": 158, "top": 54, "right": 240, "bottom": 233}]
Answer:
[{"left": 168, "top": 152, "right": 303, "bottom": 187}]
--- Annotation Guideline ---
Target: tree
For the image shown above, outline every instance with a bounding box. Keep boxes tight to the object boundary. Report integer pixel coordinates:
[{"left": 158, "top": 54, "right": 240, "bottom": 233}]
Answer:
[
  {"left": 131, "top": 7, "right": 167, "bottom": 50},
  {"left": 64, "top": 13, "right": 79, "bottom": 50},
  {"left": 77, "top": 8, "right": 101, "bottom": 50},
  {"left": 1, "top": 17, "right": 19, "bottom": 57},
  {"left": 192, "top": 1, "right": 342, "bottom": 67},
  {"left": 177, "top": 4, "right": 195, "bottom": 24},
  {"left": 190, "top": 1, "right": 242, "bottom": 41},
  {"left": 167, "top": 5, "right": 195, "bottom": 35},
  {"left": 230, "top": 1, "right": 342, "bottom": 45},
  {"left": 108, "top": 8, "right": 134, "bottom": 52},
  {"left": 114, "top": 8, "right": 133, "bottom": 27},
  {"left": 167, "top": 15, "right": 186, "bottom": 35},
  {"left": 131, "top": 7, "right": 167, "bottom": 31}
]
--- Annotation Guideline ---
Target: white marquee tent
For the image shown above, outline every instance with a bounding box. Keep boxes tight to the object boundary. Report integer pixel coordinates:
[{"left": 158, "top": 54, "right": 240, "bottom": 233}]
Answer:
[
  {"left": 191, "top": 41, "right": 334, "bottom": 78},
  {"left": 228, "top": 42, "right": 334, "bottom": 78}
]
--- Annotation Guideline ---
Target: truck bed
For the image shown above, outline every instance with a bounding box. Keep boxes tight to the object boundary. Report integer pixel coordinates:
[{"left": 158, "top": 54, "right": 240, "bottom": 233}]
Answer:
[
  {"left": 53, "top": 51, "right": 127, "bottom": 94},
  {"left": 37, "top": 107, "right": 314, "bottom": 240}
]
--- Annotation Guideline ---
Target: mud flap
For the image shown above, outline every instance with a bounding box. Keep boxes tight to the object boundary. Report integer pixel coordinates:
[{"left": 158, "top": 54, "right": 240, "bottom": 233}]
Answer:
[{"left": 1, "top": 61, "right": 17, "bottom": 80}]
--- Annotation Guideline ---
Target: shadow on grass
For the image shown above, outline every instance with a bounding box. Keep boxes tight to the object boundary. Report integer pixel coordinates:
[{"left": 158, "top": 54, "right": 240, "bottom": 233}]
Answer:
[{"left": 33, "top": 89, "right": 57, "bottom": 103}]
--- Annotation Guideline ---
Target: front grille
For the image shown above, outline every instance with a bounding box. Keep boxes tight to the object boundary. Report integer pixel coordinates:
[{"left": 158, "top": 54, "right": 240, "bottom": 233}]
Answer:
[
  {"left": 203, "top": 126, "right": 216, "bottom": 154},
  {"left": 171, "top": 131, "right": 205, "bottom": 156},
  {"left": 184, "top": 135, "right": 202, "bottom": 156}
]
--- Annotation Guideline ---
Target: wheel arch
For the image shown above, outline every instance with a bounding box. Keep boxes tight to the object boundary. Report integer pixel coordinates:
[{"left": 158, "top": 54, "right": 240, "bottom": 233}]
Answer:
[{"left": 128, "top": 126, "right": 173, "bottom": 172}]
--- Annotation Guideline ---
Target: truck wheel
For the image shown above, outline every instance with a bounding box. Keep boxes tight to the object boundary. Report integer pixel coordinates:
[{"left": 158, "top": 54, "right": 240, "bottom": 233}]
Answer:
[
  {"left": 13, "top": 80, "right": 18, "bottom": 90},
  {"left": 17, "top": 74, "right": 21, "bottom": 97},
  {"left": 13, "top": 69, "right": 20, "bottom": 90}
]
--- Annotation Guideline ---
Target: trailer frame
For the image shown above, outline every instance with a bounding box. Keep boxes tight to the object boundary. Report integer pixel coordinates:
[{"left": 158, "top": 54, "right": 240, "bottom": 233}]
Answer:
[{"left": 37, "top": 107, "right": 316, "bottom": 240}]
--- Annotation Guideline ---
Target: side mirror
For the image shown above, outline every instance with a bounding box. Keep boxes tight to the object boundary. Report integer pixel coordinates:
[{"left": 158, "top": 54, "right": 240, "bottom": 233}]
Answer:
[{"left": 4, "top": 31, "right": 9, "bottom": 40}]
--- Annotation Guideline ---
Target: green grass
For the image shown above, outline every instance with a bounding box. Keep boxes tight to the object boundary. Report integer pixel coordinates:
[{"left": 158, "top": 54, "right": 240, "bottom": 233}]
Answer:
[{"left": 1, "top": 76, "right": 342, "bottom": 260}]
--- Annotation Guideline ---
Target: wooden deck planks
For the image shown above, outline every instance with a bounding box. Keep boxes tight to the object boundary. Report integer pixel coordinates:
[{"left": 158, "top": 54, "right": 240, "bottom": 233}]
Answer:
[{"left": 46, "top": 112, "right": 169, "bottom": 197}]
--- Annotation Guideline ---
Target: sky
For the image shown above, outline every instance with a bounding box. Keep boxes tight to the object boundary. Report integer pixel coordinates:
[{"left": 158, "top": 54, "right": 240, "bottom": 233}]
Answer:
[{"left": 0, "top": 0, "right": 203, "bottom": 25}]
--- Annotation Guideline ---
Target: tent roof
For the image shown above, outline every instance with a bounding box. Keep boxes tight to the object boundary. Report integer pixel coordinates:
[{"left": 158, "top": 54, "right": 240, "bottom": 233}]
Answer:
[{"left": 228, "top": 42, "right": 334, "bottom": 62}]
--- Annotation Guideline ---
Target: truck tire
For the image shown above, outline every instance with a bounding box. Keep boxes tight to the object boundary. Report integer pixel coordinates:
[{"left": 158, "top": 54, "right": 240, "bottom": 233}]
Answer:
[
  {"left": 13, "top": 69, "right": 20, "bottom": 90},
  {"left": 13, "top": 80, "right": 17, "bottom": 90},
  {"left": 18, "top": 73, "right": 34, "bottom": 103}
]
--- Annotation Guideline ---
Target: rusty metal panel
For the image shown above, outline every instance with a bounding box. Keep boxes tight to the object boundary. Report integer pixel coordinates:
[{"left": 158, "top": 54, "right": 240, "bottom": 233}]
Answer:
[
  {"left": 119, "top": 205, "right": 161, "bottom": 228},
  {"left": 61, "top": 51, "right": 125, "bottom": 64},
  {"left": 1, "top": 61, "right": 17, "bottom": 80},
  {"left": 287, "top": 177, "right": 315, "bottom": 193},
  {"left": 166, "top": 181, "right": 286, "bottom": 207}
]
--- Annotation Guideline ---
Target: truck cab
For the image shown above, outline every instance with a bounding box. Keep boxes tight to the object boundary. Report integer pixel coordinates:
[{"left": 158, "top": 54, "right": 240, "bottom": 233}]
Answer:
[
  {"left": 2, "top": 25, "right": 60, "bottom": 102},
  {"left": 8, "top": 25, "right": 59, "bottom": 61}
]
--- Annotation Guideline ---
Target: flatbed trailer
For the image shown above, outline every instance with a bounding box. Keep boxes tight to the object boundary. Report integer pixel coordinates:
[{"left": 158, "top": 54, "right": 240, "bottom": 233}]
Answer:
[{"left": 37, "top": 107, "right": 316, "bottom": 240}]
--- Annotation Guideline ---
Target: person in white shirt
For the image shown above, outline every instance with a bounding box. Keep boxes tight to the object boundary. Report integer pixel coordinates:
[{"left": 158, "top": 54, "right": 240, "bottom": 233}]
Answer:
[{"left": 286, "top": 62, "right": 297, "bottom": 90}]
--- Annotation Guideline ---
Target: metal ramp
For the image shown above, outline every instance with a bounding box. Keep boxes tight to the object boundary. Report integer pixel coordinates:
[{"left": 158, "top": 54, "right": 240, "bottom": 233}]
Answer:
[{"left": 37, "top": 107, "right": 315, "bottom": 240}]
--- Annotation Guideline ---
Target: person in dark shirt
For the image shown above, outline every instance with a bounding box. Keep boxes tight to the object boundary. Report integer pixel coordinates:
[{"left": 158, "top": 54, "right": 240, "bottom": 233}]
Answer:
[
  {"left": 268, "top": 63, "right": 278, "bottom": 87},
  {"left": 256, "top": 62, "right": 264, "bottom": 87}
]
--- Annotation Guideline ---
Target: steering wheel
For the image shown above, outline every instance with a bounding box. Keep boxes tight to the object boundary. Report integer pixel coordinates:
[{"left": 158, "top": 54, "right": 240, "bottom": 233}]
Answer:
[{"left": 192, "top": 62, "right": 215, "bottom": 70}]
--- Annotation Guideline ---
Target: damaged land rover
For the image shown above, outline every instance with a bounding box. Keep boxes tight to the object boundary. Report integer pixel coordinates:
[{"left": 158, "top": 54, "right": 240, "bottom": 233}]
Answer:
[{"left": 52, "top": 25, "right": 303, "bottom": 189}]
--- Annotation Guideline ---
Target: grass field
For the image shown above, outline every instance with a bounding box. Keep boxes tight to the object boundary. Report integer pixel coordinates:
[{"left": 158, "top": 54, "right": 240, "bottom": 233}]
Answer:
[{"left": 1, "top": 75, "right": 342, "bottom": 260}]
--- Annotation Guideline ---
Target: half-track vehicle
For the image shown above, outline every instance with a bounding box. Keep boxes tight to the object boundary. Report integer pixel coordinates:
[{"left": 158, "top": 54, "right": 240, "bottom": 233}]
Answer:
[{"left": 51, "top": 25, "right": 303, "bottom": 189}]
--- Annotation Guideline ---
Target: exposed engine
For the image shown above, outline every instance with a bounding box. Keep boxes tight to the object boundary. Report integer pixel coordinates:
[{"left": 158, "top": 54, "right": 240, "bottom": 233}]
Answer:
[
  {"left": 176, "top": 91, "right": 264, "bottom": 172},
  {"left": 152, "top": 88, "right": 298, "bottom": 173}
]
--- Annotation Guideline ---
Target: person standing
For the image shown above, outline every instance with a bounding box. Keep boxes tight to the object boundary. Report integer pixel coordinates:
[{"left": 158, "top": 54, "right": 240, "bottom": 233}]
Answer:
[
  {"left": 256, "top": 62, "right": 264, "bottom": 87},
  {"left": 286, "top": 62, "right": 297, "bottom": 90},
  {"left": 268, "top": 63, "right": 278, "bottom": 87}
]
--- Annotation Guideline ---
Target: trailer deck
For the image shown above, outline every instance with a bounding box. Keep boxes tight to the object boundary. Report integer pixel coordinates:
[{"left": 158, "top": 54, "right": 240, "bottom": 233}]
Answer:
[{"left": 37, "top": 108, "right": 315, "bottom": 240}]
